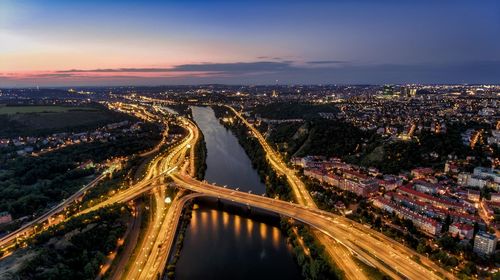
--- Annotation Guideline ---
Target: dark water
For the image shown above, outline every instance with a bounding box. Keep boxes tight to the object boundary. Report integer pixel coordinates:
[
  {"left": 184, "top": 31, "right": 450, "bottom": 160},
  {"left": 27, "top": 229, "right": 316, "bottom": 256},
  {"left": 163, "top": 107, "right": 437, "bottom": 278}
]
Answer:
[
  {"left": 173, "top": 106, "right": 301, "bottom": 280},
  {"left": 190, "top": 106, "right": 266, "bottom": 194}
]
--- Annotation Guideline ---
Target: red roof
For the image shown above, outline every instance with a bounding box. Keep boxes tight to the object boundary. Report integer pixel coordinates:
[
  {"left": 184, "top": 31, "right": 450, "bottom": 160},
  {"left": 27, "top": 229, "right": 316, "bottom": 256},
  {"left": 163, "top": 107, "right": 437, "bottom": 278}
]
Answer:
[
  {"left": 343, "top": 169, "right": 370, "bottom": 180},
  {"left": 451, "top": 222, "right": 474, "bottom": 231},
  {"left": 398, "top": 185, "right": 464, "bottom": 208},
  {"left": 374, "top": 197, "right": 440, "bottom": 226}
]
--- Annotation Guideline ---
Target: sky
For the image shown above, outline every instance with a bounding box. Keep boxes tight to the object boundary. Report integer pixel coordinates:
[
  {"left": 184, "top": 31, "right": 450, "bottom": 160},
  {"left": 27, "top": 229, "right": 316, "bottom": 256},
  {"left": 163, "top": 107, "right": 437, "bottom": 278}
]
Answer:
[{"left": 1, "top": 0, "right": 499, "bottom": 87}]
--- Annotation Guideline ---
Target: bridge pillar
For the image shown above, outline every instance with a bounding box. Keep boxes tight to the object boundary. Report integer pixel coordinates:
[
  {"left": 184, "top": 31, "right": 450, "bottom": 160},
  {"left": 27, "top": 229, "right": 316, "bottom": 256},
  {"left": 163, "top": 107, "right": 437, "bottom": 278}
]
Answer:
[{"left": 245, "top": 204, "right": 252, "bottom": 214}]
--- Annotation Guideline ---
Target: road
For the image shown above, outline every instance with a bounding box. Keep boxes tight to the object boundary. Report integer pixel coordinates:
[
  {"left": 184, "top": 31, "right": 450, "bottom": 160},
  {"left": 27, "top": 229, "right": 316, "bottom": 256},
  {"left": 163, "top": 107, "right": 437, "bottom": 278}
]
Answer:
[
  {"left": 125, "top": 117, "right": 200, "bottom": 280},
  {"left": 0, "top": 172, "right": 107, "bottom": 251},
  {"left": 0, "top": 101, "right": 457, "bottom": 280},
  {"left": 114, "top": 103, "right": 453, "bottom": 280},
  {"left": 0, "top": 102, "right": 173, "bottom": 252},
  {"left": 0, "top": 103, "right": 182, "bottom": 255},
  {"left": 313, "top": 231, "right": 370, "bottom": 280},
  {"left": 78, "top": 116, "right": 195, "bottom": 216},
  {"left": 227, "top": 105, "right": 315, "bottom": 207},
  {"left": 108, "top": 203, "right": 143, "bottom": 280},
  {"left": 130, "top": 193, "right": 203, "bottom": 280},
  {"left": 227, "top": 105, "right": 368, "bottom": 279},
  {"left": 171, "top": 173, "right": 454, "bottom": 280}
]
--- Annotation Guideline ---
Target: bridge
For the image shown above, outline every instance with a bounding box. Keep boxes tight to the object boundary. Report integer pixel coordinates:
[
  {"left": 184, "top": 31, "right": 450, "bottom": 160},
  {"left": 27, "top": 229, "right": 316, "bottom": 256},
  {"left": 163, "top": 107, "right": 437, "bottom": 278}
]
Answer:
[
  {"left": 0, "top": 103, "right": 455, "bottom": 280},
  {"left": 117, "top": 104, "right": 454, "bottom": 280},
  {"left": 169, "top": 173, "right": 452, "bottom": 280}
]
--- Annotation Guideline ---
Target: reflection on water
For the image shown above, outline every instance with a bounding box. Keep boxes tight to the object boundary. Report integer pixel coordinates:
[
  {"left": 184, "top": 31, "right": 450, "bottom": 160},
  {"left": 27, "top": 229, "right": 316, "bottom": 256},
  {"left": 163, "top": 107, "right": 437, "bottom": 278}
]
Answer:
[
  {"left": 190, "top": 106, "right": 266, "bottom": 194},
  {"left": 173, "top": 106, "right": 301, "bottom": 280},
  {"left": 175, "top": 203, "right": 302, "bottom": 280}
]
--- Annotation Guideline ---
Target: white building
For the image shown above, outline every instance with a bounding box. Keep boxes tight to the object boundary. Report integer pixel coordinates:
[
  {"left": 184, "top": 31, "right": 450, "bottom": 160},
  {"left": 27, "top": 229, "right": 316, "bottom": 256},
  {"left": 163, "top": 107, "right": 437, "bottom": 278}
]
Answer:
[
  {"left": 458, "top": 167, "right": 500, "bottom": 191},
  {"left": 473, "top": 231, "right": 497, "bottom": 255},
  {"left": 487, "top": 130, "right": 500, "bottom": 146},
  {"left": 474, "top": 167, "right": 500, "bottom": 184}
]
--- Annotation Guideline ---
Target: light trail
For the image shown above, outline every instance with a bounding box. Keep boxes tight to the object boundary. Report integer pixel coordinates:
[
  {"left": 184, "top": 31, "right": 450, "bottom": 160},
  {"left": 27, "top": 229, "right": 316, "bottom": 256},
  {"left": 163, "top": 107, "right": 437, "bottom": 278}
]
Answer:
[{"left": 1, "top": 101, "right": 457, "bottom": 280}]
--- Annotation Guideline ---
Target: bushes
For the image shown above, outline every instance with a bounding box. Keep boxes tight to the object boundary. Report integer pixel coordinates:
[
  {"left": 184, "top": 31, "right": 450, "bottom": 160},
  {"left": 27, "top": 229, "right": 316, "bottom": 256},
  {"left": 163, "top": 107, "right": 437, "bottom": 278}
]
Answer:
[
  {"left": 0, "top": 123, "right": 161, "bottom": 219},
  {"left": 193, "top": 130, "right": 207, "bottom": 180},
  {"left": 17, "top": 205, "right": 130, "bottom": 280},
  {"left": 212, "top": 106, "right": 293, "bottom": 201},
  {"left": 165, "top": 201, "right": 194, "bottom": 279},
  {"left": 280, "top": 219, "right": 344, "bottom": 280}
]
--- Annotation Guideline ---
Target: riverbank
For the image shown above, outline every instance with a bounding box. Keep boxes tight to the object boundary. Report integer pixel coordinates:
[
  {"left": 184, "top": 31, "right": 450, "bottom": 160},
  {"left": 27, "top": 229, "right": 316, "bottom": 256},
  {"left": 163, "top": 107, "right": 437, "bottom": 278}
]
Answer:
[
  {"left": 171, "top": 106, "right": 301, "bottom": 280},
  {"left": 212, "top": 106, "right": 293, "bottom": 201},
  {"left": 164, "top": 111, "right": 207, "bottom": 279},
  {"left": 212, "top": 105, "right": 345, "bottom": 280},
  {"left": 164, "top": 200, "right": 194, "bottom": 279},
  {"left": 193, "top": 128, "right": 207, "bottom": 180}
]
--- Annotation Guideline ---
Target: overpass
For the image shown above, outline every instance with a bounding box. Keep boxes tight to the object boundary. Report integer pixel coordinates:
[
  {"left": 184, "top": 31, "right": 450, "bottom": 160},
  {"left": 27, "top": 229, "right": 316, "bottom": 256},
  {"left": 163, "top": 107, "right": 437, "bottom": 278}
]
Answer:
[
  {"left": 0, "top": 173, "right": 106, "bottom": 251},
  {"left": 122, "top": 102, "right": 453, "bottom": 280},
  {"left": 0, "top": 102, "right": 455, "bottom": 280},
  {"left": 170, "top": 173, "right": 454, "bottom": 280},
  {"left": 96, "top": 103, "right": 454, "bottom": 280}
]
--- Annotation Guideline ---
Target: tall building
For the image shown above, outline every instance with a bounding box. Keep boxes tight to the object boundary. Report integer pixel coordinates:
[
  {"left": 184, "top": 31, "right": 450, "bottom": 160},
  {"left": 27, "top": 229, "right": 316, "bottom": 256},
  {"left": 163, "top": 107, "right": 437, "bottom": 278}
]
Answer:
[
  {"left": 383, "top": 85, "right": 394, "bottom": 96},
  {"left": 409, "top": 88, "right": 417, "bottom": 96},
  {"left": 473, "top": 231, "right": 497, "bottom": 255}
]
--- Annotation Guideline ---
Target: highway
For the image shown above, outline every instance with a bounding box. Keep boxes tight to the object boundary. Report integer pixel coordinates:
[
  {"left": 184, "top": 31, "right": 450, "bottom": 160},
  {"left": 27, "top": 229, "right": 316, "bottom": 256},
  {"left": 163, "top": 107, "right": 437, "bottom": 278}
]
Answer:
[
  {"left": 0, "top": 103, "right": 180, "bottom": 255},
  {"left": 313, "top": 230, "right": 369, "bottom": 280},
  {"left": 0, "top": 101, "right": 456, "bottom": 280},
  {"left": 114, "top": 113, "right": 199, "bottom": 280},
  {"left": 0, "top": 172, "right": 107, "bottom": 251},
  {"left": 171, "top": 173, "right": 453, "bottom": 280},
  {"left": 114, "top": 103, "right": 453, "bottom": 280},
  {"left": 78, "top": 116, "right": 195, "bottom": 216},
  {"left": 226, "top": 105, "right": 315, "bottom": 207},
  {"left": 125, "top": 186, "right": 167, "bottom": 280},
  {"left": 129, "top": 193, "right": 203, "bottom": 280},
  {"left": 125, "top": 117, "right": 200, "bottom": 280},
  {"left": 226, "top": 105, "right": 368, "bottom": 279}
]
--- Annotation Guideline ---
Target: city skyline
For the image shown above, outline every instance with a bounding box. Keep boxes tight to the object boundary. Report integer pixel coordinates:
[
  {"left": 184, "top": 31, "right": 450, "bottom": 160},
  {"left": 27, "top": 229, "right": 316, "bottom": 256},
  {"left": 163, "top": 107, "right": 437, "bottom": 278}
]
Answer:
[
  {"left": 1, "top": 2, "right": 499, "bottom": 278},
  {"left": 1, "top": 0, "right": 500, "bottom": 86}
]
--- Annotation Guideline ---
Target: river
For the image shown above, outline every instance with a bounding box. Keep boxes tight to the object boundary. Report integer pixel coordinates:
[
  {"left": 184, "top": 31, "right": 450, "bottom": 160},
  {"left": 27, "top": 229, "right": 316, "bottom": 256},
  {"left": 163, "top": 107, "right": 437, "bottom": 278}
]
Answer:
[
  {"left": 173, "top": 106, "right": 301, "bottom": 280},
  {"left": 190, "top": 106, "right": 265, "bottom": 193}
]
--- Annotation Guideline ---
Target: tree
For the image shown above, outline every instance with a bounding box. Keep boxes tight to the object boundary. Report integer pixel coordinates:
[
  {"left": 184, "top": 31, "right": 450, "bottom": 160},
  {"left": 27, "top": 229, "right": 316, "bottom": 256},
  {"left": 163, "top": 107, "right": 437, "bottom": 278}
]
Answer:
[
  {"left": 417, "top": 239, "right": 430, "bottom": 254},
  {"left": 83, "top": 262, "right": 95, "bottom": 278}
]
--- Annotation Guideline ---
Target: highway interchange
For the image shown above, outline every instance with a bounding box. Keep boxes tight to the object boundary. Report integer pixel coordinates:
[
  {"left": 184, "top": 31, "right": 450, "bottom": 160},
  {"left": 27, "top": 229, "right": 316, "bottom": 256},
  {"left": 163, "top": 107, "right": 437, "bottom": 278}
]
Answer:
[{"left": 0, "top": 101, "right": 455, "bottom": 280}]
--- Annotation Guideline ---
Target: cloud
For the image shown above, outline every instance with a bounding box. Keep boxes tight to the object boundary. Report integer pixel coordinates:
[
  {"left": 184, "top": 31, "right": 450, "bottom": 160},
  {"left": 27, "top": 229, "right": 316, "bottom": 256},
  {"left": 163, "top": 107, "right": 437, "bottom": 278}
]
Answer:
[
  {"left": 29, "top": 73, "right": 76, "bottom": 78},
  {"left": 3, "top": 60, "right": 500, "bottom": 87},
  {"left": 56, "top": 61, "right": 297, "bottom": 74},
  {"left": 172, "top": 61, "right": 293, "bottom": 72},
  {"left": 257, "top": 56, "right": 285, "bottom": 61},
  {"left": 307, "top": 60, "right": 349, "bottom": 65},
  {"left": 57, "top": 68, "right": 172, "bottom": 73},
  {"left": 54, "top": 60, "right": 351, "bottom": 76}
]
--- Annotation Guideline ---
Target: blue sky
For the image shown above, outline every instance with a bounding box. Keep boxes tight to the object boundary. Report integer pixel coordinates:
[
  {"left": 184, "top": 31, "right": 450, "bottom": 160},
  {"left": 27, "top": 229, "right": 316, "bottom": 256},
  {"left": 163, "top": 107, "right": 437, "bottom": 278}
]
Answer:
[{"left": 1, "top": 0, "right": 499, "bottom": 86}]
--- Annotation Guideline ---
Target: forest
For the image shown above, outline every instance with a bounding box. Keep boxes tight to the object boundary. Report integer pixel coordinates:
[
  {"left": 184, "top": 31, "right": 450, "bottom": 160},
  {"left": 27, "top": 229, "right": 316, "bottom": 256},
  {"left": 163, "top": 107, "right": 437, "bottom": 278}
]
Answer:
[
  {"left": 0, "top": 123, "right": 161, "bottom": 221},
  {"left": 15, "top": 204, "right": 130, "bottom": 280}
]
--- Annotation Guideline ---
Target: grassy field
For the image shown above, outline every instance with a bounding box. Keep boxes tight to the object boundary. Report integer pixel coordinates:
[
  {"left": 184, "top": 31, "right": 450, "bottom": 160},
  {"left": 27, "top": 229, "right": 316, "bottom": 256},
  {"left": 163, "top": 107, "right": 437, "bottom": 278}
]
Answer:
[
  {"left": 0, "top": 104, "right": 134, "bottom": 137},
  {"left": 0, "top": 106, "right": 96, "bottom": 115}
]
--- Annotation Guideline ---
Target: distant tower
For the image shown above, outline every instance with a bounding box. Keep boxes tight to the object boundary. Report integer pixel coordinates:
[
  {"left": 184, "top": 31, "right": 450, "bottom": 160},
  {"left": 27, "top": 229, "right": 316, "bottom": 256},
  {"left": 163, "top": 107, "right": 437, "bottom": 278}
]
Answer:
[
  {"left": 410, "top": 88, "right": 417, "bottom": 96},
  {"left": 383, "top": 85, "right": 394, "bottom": 96},
  {"left": 400, "top": 86, "right": 409, "bottom": 97}
]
